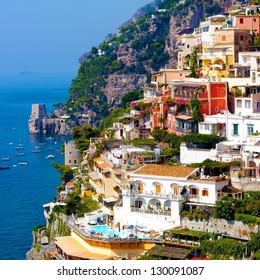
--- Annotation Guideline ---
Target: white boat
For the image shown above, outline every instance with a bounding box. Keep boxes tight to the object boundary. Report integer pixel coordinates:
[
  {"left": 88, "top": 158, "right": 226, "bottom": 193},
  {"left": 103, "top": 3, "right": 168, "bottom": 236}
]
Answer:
[
  {"left": 15, "top": 153, "right": 25, "bottom": 156},
  {"left": 2, "top": 157, "right": 11, "bottom": 161},
  {"left": 32, "top": 149, "right": 41, "bottom": 153},
  {"left": 19, "top": 162, "right": 28, "bottom": 166},
  {"left": 46, "top": 155, "right": 56, "bottom": 159}
]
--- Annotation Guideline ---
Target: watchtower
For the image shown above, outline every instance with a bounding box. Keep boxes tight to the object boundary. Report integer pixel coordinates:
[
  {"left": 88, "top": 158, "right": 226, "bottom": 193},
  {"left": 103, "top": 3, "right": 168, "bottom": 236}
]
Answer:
[{"left": 30, "top": 104, "right": 47, "bottom": 119}]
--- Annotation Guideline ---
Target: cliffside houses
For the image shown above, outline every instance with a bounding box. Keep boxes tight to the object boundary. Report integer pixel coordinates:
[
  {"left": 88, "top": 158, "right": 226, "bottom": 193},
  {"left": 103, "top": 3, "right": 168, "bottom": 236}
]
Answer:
[{"left": 48, "top": 6, "right": 260, "bottom": 259}]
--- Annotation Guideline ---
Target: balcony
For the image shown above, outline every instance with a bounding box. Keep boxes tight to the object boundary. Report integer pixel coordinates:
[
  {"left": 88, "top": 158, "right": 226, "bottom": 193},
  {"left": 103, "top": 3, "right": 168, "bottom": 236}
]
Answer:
[
  {"left": 130, "top": 207, "right": 171, "bottom": 216},
  {"left": 130, "top": 190, "right": 184, "bottom": 200},
  {"left": 89, "top": 179, "right": 104, "bottom": 195}
]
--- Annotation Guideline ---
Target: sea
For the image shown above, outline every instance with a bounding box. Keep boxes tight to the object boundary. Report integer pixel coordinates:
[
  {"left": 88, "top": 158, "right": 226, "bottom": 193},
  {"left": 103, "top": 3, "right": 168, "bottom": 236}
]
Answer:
[{"left": 0, "top": 73, "right": 74, "bottom": 260}]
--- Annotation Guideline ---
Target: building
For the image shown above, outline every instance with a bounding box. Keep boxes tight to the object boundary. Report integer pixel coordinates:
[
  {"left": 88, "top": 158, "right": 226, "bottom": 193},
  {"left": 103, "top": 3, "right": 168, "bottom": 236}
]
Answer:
[
  {"left": 114, "top": 164, "right": 229, "bottom": 231},
  {"left": 64, "top": 140, "right": 82, "bottom": 168}
]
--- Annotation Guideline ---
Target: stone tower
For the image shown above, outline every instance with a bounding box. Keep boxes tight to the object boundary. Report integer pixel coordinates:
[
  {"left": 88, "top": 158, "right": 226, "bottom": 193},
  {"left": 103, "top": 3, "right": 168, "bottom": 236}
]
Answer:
[
  {"left": 28, "top": 104, "right": 48, "bottom": 134},
  {"left": 30, "top": 104, "right": 47, "bottom": 119},
  {"left": 64, "top": 140, "right": 82, "bottom": 167}
]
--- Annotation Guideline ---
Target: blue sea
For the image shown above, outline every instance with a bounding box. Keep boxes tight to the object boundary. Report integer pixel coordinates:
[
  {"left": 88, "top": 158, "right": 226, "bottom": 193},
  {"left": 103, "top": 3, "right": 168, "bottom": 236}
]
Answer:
[{"left": 0, "top": 73, "right": 74, "bottom": 260}]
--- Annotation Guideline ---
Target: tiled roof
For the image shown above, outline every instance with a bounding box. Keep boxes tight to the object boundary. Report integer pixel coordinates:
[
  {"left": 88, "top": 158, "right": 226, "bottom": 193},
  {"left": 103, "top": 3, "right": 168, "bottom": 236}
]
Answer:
[
  {"left": 93, "top": 157, "right": 103, "bottom": 163},
  {"left": 99, "top": 162, "right": 110, "bottom": 170},
  {"left": 133, "top": 164, "right": 197, "bottom": 178}
]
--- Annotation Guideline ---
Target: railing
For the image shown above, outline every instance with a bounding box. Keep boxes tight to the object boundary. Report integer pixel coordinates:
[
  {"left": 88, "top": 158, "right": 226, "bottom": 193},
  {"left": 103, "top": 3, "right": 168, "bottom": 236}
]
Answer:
[
  {"left": 130, "top": 190, "right": 184, "bottom": 200},
  {"left": 67, "top": 221, "right": 159, "bottom": 243},
  {"left": 131, "top": 207, "right": 171, "bottom": 216},
  {"left": 89, "top": 180, "right": 104, "bottom": 195}
]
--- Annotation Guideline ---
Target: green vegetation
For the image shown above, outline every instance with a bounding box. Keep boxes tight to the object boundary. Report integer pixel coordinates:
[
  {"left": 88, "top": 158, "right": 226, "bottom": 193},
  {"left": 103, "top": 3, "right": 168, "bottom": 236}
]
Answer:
[
  {"left": 52, "top": 163, "right": 74, "bottom": 184},
  {"left": 200, "top": 238, "right": 246, "bottom": 260}
]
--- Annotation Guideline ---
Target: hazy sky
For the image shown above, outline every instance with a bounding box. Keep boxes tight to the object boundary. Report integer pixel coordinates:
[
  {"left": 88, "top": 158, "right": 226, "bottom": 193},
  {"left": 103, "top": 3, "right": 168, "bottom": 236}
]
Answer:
[{"left": 0, "top": 0, "right": 151, "bottom": 75}]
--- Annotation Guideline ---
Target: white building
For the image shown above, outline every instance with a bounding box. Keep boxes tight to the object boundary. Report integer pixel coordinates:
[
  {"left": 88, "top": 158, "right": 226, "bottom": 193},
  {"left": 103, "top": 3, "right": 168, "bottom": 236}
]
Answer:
[
  {"left": 114, "top": 164, "right": 229, "bottom": 231},
  {"left": 199, "top": 112, "right": 260, "bottom": 141}
]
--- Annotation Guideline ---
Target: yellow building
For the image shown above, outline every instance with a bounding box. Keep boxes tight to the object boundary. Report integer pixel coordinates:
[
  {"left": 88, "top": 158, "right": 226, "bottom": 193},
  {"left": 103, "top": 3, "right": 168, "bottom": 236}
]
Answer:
[{"left": 200, "top": 28, "right": 252, "bottom": 81}]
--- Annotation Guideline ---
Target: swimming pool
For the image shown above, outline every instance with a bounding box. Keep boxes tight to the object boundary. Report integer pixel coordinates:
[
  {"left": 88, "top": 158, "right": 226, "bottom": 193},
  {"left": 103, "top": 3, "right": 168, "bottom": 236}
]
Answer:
[{"left": 89, "top": 225, "right": 149, "bottom": 239}]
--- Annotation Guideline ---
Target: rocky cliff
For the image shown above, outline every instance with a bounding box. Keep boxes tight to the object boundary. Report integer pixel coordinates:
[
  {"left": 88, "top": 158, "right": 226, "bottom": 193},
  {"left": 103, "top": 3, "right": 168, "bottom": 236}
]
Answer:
[
  {"left": 52, "top": 0, "right": 234, "bottom": 129},
  {"left": 28, "top": 116, "right": 73, "bottom": 135}
]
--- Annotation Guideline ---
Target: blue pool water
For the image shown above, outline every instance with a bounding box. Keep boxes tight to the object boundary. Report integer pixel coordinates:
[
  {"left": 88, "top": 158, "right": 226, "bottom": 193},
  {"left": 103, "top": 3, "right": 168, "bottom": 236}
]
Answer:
[{"left": 90, "top": 225, "right": 149, "bottom": 239}]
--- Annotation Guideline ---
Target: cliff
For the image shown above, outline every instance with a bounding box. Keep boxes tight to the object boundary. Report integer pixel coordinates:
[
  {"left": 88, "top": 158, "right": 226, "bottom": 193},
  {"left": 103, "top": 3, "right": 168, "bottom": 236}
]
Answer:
[
  {"left": 50, "top": 0, "right": 233, "bottom": 129},
  {"left": 28, "top": 104, "right": 74, "bottom": 135}
]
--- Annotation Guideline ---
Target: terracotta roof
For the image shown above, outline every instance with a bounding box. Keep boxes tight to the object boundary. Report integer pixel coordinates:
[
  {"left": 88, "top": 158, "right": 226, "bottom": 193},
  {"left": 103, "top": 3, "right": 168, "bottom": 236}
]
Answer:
[
  {"left": 99, "top": 163, "right": 110, "bottom": 170},
  {"left": 93, "top": 157, "right": 104, "bottom": 163},
  {"left": 133, "top": 164, "right": 197, "bottom": 178},
  {"left": 65, "top": 181, "right": 74, "bottom": 187}
]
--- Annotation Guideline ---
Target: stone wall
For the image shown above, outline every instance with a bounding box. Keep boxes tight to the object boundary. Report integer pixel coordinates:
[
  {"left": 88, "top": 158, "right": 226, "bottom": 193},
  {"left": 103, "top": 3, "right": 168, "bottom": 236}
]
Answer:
[{"left": 181, "top": 217, "right": 259, "bottom": 240}]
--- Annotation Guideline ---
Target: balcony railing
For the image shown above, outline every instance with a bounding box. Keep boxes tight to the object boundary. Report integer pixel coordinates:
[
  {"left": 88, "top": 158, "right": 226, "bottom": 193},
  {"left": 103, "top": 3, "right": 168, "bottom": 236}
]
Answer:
[
  {"left": 130, "top": 207, "right": 171, "bottom": 216},
  {"left": 130, "top": 190, "right": 184, "bottom": 200},
  {"left": 89, "top": 180, "right": 104, "bottom": 195}
]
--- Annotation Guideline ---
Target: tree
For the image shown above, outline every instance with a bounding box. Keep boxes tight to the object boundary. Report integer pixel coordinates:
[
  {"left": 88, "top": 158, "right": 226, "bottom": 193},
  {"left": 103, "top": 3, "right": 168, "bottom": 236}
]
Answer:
[
  {"left": 215, "top": 197, "right": 235, "bottom": 220},
  {"left": 53, "top": 163, "right": 74, "bottom": 184},
  {"left": 188, "top": 50, "right": 199, "bottom": 78},
  {"left": 150, "top": 128, "right": 169, "bottom": 142}
]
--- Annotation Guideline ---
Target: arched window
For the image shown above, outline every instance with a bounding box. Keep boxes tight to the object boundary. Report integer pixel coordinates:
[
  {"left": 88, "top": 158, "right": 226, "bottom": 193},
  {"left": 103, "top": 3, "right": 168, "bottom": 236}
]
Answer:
[{"left": 153, "top": 182, "right": 162, "bottom": 194}]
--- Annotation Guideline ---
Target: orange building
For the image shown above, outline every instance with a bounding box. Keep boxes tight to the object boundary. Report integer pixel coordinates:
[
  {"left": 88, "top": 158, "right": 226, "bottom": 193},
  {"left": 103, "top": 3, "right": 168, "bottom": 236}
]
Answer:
[
  {"left": 235, "top": 15, "right": 260, "bottom": 36},
  {"left": 172, "top": 80, "right": 228, "bottom": 116}
]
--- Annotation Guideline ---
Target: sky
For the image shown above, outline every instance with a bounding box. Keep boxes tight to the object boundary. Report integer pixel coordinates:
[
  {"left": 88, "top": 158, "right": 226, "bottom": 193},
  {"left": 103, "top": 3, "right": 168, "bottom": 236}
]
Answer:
[{"left": 0, "top": 0, "right": 152, "bottom": 75}]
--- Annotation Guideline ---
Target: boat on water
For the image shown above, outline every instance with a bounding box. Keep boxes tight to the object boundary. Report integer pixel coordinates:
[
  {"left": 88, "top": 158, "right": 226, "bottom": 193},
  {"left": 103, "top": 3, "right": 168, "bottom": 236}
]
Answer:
[
  {"left": 32, "top": 149, "right": 41, "bottom": 153},
  {"left": 0, "top": 166, "right": 10, "bottom": 170},
  {"left": 46, "top": 155, "right": 56, "bottom": 159},
  {"left": 2, "top": 157, "right": 11, "bottom": 161},
  {"left": 47, "top": 147, "right": 55, "bottom": 151},
  {"left": 18, "top": 162, "right": 28, "bottom": 166},
  {"left": 15, "top": 153, "right": 25, "bottom": 156},
  {"left": 15, "top": 146, "right": 24, "bottom": 150},
  {"left": 39, "top": 143, "right": 46, "bottom": 146}
]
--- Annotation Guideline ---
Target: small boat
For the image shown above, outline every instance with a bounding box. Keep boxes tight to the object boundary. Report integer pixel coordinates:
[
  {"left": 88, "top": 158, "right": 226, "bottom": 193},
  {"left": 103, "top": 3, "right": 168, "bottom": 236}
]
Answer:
[
  {"left": 46, "top": 137, "right": 54, "bottom": 140},
  {"left": 15, "top": 153, "right": 25, "bottom": 156},
  {"left": 39, "top": 143, "right": 46, "bottom": 146},
  {"left": 13, "top": 165, "right": 17, "bottom": 168},
  {"left": 19, "top": 162, "right": 28, "bottom": 166},
  {"left": 15, "top": 145, "right": 24, "bottom": 150},
  {"left": 0, "top": 166, "right": 10, "bottom": 170},
  {"left": 2, "top": 157, "right": 11, "bottom": 161},
  {"left": 47, "top": 147, "right": 55, "bottom": 151},
  {"left": 32, "top": 149, "right": 41, "bottom": 153},
  {"left": 9, "top": 142, "right": 14, "bottom": 145},
  {"left": 46, "top": 155, "right": 56, "bottom": 159}
]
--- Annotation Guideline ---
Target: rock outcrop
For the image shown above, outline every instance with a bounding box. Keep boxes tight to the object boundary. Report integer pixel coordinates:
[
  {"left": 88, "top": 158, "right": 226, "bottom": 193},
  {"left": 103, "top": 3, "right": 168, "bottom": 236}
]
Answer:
[{"left": 28, "top": 104, "right": 73, "bottom": 135}]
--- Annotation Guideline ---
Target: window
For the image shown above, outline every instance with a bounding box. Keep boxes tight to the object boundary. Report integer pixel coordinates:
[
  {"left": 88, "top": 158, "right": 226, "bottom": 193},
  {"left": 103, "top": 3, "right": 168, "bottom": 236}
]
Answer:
[
  {"left": 240, "top": 18, "right": 243, "bottom": 24},
  {"left": 252, "top": 72, "right": 256, "bottom": 83},
  {"left": 215, "top": 107, "right": 219, "bottom": 113},
  {"left": 202, "top": 189, "right": 209, "bottom": 197},
  {"left": 236, "top": 100, "right": 242, "bottom": 108},
  {"left": 247, "top": 124, "right": 254, "bottom": 135},
  {"left": 135, "top": 200, "right": 143, "bottom": 209},
  {"left": 222, "top": 35, "right": 226, "bottom": 41},
  {"left": 257, "top": 102, "right": 260, "bottom": 110},
  {"left": 74, "top": 160, "right": 77, "bottom": 164},
  {"left": 137, "top": 183, "right": 143, "bottom": 192},
  {"left": 189, "top": 187, "right": 198, "bottom": 196},
  {"left": 233, "top": 124, "right": 239, "bottom": 135},
  {"left": 155, "top": 184, "right": 161, "bottom": 194},
  {"left": 173, "top": 186, "right": 179, "bottom": 195},
  {"left": 245, "top": 100, "right": 251, "bottom": 108},
  {"left": 210, "top": 50, "right": 214, "bottom": 56},
  {"left": 204, "top": 123, "right": 210, "bottom": 130},
  {"left": 187, "top": 44, "right": 190, "bottom": 49},
  {"left": 222, "top": 49, "right": 226, "bottom": 56},
  {"left": 240, "top": 35, "right": 244, "bottom": 41}
]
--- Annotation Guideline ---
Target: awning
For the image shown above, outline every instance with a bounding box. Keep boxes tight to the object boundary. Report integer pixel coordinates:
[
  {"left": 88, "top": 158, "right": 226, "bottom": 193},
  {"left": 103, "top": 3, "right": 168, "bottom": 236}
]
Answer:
[
  {"left": 55, "top": 236, "right": 112, "bottom": 260},
  {"left": 176, "top": 115, "right": 193, "bottom": 120},
  {"left": 103, "top": 197, "right": 118, "bottom": 203},
  {"left": 88, "top": 172, "right": 100, "bottom": 180}
]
